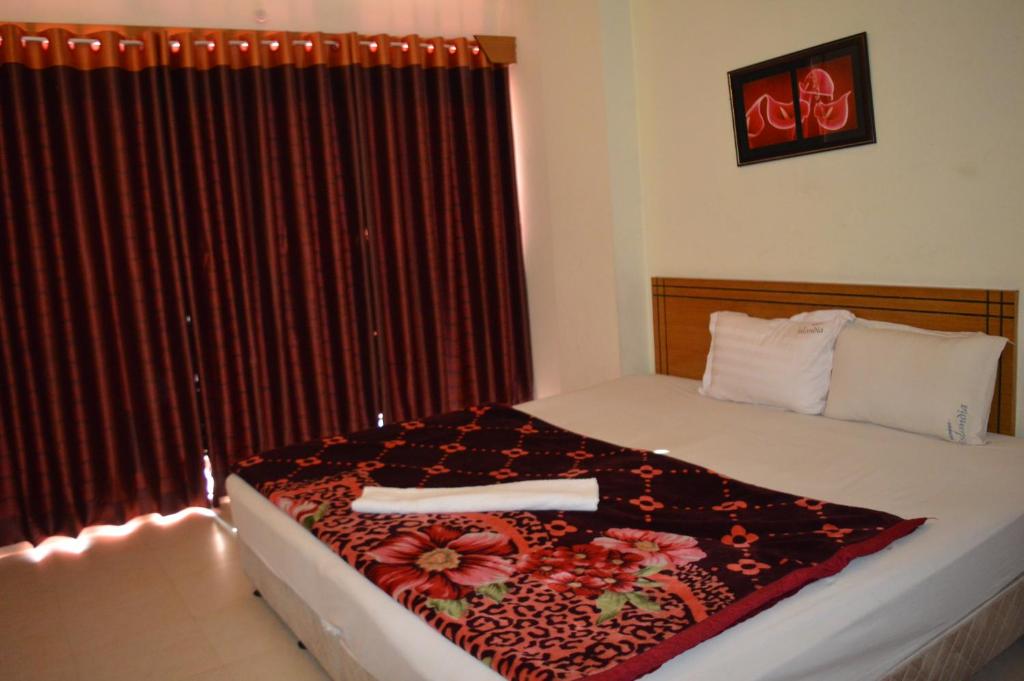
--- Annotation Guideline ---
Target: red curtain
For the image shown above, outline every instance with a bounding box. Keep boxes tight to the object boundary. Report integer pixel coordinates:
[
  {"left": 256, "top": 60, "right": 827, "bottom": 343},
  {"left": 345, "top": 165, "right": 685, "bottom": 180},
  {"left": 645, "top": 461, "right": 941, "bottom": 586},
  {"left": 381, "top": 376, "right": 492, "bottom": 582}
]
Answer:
[
  {"left": 0, "top": 34, "right": 207, "bottom": 544},
  {"left": 362, "top": 61, "right": 533, "bottom": 421},
  {"left": 0, "top": 26, "right": 532, "bottom": 545},
  {"left": 169, "top": 54, "right": 379, "bottom": 499}
]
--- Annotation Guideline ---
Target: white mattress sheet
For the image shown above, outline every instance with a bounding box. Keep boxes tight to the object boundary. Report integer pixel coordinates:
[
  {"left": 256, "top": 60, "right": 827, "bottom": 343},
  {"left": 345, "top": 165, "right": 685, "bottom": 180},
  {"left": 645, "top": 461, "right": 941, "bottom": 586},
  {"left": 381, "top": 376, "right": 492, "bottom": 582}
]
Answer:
[{"left": 226, "top": 374, "right": 1024, "bottom": 681}]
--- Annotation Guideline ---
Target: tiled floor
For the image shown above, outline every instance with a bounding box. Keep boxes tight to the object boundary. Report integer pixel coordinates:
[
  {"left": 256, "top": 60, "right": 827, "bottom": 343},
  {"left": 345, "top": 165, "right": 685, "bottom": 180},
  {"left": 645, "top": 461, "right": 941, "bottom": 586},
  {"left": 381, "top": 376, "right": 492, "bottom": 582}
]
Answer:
[
  {"left": 1, "top": 509, "right": 1021, "bottom": 681},
  {"left": 0, "top": 509, "right": 328, "bottom": 681}
]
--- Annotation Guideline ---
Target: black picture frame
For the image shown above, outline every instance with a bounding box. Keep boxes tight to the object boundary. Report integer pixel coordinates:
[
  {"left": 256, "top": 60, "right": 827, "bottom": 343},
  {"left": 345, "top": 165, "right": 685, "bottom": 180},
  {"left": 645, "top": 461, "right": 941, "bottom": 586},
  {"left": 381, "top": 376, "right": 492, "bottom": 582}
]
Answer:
[{"left": 728, "top": 33, "right": 876, "bottom": 166}]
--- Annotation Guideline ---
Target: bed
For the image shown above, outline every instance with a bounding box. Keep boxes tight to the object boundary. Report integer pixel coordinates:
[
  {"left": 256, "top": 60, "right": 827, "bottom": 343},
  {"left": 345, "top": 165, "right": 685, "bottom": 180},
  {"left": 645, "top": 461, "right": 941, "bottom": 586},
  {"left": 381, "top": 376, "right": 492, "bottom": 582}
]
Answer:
[{"left": 227, "top": 278, "right": 1024, "bottom": 681}]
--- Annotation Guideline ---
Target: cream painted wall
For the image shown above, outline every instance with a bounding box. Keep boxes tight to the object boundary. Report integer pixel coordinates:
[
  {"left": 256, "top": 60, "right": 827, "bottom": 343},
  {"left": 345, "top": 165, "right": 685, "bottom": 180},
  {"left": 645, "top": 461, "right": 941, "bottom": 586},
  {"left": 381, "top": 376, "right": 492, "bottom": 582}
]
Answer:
[
  {"left": 632, "top": 0, "right": 1024, "bottom": 430},
  {"left": 600, "top": 0, "right": 651, "bottom": 376},
  {"left": 509, "top": 0, "right": 623, "bottom": 397},
  {"left": 0, "top": 0, "right": 629, "bottom": 399}
]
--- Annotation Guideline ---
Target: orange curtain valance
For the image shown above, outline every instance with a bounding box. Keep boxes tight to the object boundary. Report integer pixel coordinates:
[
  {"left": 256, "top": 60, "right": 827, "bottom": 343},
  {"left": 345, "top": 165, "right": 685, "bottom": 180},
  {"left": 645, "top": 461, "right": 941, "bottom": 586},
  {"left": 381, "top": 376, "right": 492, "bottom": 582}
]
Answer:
[{"left": 0, "top": 23, "right": 504, "bottom": 71}]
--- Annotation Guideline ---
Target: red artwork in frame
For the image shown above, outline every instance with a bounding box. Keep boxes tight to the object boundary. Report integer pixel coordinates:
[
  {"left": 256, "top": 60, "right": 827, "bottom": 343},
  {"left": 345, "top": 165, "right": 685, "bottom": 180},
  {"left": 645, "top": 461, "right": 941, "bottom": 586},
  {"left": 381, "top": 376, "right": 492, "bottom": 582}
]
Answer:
[{"left": 729, "top": 34, "right": 875, "bottom": 165}]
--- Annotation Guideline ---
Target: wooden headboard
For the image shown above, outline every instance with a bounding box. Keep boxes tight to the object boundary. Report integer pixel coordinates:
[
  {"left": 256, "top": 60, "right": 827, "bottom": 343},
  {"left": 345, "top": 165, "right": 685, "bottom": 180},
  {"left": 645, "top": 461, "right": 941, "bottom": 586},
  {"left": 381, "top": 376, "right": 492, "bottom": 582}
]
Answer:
[{"left": 652, "top": 278, "right": 1018, "bottom": 436}]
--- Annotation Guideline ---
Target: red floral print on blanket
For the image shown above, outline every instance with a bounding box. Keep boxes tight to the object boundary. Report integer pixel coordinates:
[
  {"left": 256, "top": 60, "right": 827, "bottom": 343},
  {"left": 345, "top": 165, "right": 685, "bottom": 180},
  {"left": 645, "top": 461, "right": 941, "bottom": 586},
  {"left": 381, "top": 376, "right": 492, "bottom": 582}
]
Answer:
[
  {"left": 593, "top": 528, "right": 706, "bottom": 567},
  {"left": 367, "top": 525, "right": 515, "bottom": 610},
  {"left": 267, "top": 490, "right": 329, "bottom": 530}
]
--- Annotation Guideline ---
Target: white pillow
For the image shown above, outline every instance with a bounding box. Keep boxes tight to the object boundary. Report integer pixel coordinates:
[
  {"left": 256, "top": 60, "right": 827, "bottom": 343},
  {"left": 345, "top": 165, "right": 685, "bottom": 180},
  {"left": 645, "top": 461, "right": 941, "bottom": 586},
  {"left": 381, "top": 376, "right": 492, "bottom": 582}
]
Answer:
[
  {"left": 699, "top": 309, "right": 854, "bottom": 414},
  {"left": 824, "top": 320, "right": 1008, "bottom": 444}
]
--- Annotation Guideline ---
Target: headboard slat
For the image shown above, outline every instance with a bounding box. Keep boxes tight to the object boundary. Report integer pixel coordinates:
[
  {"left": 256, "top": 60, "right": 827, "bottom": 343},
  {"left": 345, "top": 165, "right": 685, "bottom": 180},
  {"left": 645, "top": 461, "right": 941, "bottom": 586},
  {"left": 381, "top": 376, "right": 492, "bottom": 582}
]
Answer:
[{"left": 652, "top": 277, "right": 1018, "bottom": 436}]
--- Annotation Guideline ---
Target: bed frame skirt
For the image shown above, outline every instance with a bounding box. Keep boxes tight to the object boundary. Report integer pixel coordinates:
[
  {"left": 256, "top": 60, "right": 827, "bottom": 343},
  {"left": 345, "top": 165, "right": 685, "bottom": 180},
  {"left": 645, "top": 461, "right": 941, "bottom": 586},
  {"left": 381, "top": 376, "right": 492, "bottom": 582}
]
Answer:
[{"left": 238, "top": 536, "right": 1023, "bottom": 681}]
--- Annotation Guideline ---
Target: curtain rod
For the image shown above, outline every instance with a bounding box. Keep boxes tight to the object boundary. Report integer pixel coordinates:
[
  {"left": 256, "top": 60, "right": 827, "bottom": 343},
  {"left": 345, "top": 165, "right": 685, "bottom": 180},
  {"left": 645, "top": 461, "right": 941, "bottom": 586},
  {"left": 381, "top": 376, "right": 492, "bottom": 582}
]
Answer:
[
  {"left": 11, "top": 34, "right": 477, "bottom": 56},
  {"left": 0, "top": 25, "right": 516, "bottom": 63}
]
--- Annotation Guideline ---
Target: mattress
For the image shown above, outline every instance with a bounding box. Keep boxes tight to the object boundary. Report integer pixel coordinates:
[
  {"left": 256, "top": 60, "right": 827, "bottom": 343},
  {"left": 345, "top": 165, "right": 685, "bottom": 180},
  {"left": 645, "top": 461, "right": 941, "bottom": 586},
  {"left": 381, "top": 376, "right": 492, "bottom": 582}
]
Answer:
[{"left": 226, "top": 374, "right": 1024, "bottom": 681}]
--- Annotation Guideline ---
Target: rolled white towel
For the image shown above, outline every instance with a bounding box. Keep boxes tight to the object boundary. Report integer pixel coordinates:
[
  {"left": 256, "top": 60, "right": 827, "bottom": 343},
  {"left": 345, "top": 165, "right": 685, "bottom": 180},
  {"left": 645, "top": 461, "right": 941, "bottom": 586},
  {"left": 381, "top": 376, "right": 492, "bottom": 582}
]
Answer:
[{"left": 351, "top": 478, "right": 599, "bottom": 514}]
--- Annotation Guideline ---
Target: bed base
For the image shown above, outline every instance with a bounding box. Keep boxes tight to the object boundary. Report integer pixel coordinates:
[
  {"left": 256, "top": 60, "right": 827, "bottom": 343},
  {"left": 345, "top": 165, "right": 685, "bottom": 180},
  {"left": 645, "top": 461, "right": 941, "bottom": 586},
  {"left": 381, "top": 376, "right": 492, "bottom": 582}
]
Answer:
[
  {"left": 239, "top": 537, "right": 1023, "bottom": 681},
  {"left": 880, "top": 571, "right": 1024, "bottom": 681},
  {"left": 239, "top": 540, "right": 374, "bottom": 681}
]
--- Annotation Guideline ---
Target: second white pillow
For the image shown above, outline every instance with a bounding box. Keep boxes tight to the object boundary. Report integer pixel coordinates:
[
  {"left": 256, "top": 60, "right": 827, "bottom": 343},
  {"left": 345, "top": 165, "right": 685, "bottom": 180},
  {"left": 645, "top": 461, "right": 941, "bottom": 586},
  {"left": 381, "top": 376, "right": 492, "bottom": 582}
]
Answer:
[
  {"left": 699, "top": 309, "right": 854, "bottom": 414},
  {"left": 823, "top": 320, "right": 1008, "bottom": 444}
]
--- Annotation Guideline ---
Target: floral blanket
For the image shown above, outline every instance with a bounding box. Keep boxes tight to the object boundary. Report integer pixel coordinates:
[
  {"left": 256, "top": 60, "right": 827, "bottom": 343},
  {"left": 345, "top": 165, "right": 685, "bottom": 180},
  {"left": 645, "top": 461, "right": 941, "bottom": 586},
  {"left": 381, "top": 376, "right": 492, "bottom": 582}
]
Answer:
[{"left": 232, "top": 405, "right": 925, "bottom": 681}]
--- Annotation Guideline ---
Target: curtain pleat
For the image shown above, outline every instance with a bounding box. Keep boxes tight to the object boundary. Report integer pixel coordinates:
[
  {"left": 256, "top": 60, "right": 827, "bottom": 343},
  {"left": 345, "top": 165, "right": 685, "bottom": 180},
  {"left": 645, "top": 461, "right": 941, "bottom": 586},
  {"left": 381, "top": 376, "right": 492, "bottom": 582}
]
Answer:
[{"left": 0, "top": 25, "right": 532, "bottom": 546}]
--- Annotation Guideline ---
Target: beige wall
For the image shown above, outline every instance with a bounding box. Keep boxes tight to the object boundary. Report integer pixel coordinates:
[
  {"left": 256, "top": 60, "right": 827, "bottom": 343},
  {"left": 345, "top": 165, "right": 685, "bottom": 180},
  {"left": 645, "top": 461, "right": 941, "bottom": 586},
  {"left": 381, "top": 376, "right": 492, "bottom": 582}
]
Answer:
[
  {"left": 0, "top": 0, "right": 629, "bottom": 399},
  {"left": 600, "top": 0, "right": 651, "bottom": 376},
  {"left": 510, "top": 1, "right": 623, "bottom": 397},
  {"left": 632, "top": 0, "right": 1024, "bottom": 429}
]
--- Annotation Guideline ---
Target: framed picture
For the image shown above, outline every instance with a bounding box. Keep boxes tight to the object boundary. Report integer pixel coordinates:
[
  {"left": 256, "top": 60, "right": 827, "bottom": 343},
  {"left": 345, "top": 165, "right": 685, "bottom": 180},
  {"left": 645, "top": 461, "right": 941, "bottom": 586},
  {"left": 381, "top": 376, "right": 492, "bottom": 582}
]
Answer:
[{"left": 728, "top": 33, "right": 876, "bottom": 166}]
